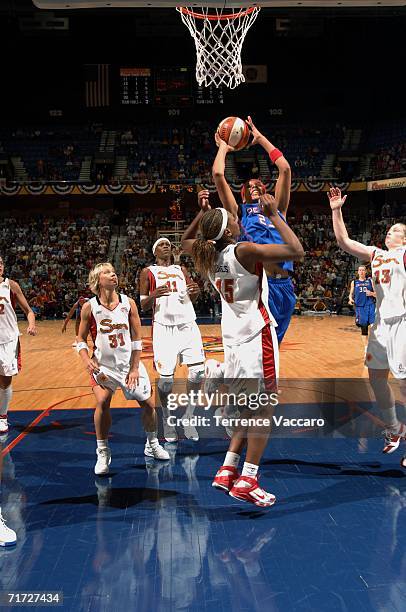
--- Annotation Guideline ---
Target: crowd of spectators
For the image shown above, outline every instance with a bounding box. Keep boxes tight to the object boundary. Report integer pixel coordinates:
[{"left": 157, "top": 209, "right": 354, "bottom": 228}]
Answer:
[
  {"left": 0, "top": 214, "right": 111, "bottom": 318},
  {"left": 370, "top": 143, "right": 406, "bottom": 179}
]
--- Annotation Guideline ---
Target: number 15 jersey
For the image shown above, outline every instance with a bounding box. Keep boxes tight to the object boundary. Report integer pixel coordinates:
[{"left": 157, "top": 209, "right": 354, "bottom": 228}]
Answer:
[{"left": 210, "top": 244, "right": 277, "bottom": 346}]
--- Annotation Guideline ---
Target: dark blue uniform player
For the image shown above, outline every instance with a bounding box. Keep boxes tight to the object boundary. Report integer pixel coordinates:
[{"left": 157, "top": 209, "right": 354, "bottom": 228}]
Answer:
[
  {"left": 213, "top": 116, "right": 295, "bottom": 343},
  {"left": 349, "top": 265, "right": 375, "bottom": 338}
]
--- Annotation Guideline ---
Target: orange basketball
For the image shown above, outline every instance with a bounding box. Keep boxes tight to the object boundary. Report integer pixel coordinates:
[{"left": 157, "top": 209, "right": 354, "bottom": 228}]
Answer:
[{"left": 217, "top": 116, "right": 250, "bottom": 151}]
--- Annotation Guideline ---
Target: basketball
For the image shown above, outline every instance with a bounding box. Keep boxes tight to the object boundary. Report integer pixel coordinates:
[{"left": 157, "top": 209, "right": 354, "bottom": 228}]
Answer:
[{"left": 217, "top": 116, "right": 250, "bottom": 150}]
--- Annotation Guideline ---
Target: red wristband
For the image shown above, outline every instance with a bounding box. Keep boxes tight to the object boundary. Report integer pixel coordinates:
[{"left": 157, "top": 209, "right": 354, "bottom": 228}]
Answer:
[{"left": 269, "top": 148, "right": 283, "bottom": 164}]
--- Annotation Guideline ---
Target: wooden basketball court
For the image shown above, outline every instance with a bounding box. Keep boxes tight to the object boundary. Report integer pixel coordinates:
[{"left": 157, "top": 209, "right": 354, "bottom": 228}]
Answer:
[{"left": 9, "top": 316, "right": 401, "bottom": 413}]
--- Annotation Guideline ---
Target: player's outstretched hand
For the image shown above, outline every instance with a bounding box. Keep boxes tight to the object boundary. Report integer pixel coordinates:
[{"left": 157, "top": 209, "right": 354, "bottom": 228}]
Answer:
[
  {"left": 214, "top": 131, "right": 236, "bottom": 153},
  {"left": 27, "top": 324, "right": 37, "bottom": 336},
  {"left": 198, "top": 189, "right": 211, "bottom": 212},
  {"left": 86, "top": 358, "right": 99, "bottom": 376},
  {"left": 246, "top": 116, "right": 264, "bottom": 147},
  {"left": 153, "top": 286, "right": 171, "bottom": 299},
  {"left": 259, "top": 193, "right": 278, "bottom": 217},
  {"left": 126, "top": 368, "right": 139, "bottom": 390},
  {"left": 328, "top": 187, "right": 347, "bottom": 210}
]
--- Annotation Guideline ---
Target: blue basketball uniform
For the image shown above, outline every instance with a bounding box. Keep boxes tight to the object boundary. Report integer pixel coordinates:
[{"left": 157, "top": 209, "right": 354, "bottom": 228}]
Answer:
[
  {"left": 354, "top": 278, "right": 375, "bottom": 326},
  {"left": 238, "top": 203, "right": 296, "bottom": 343}
]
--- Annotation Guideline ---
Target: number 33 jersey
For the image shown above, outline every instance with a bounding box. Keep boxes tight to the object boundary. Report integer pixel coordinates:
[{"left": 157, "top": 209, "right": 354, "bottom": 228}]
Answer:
[
  {"left": 210, "top": 244, "right": 277, "bottom": 346},
  {"left": 371, "top": 246, "right": 406, "bottom": 320},
  {"left": 89, "top": 294, "right": 132, "bottom": 371}
]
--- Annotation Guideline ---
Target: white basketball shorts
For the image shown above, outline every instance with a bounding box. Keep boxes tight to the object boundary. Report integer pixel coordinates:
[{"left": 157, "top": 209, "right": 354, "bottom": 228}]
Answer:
[
  {"left": 365, "top": 315, "right": 406, "bottom": 379},
  {"left": 91, "top": 361, "right": 151, "bottom": 401},
  {"left": 152, "top": 321, "right": 205, "bottom": 376},
  {"left": 0, "top": 338, "right": 21, "bottom": 377}
]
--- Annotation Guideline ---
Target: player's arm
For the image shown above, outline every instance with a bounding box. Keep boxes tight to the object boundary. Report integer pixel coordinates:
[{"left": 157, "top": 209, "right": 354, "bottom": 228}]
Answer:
[
  {"left": 181, "top": 191, "right": 212, "bottom": 255},
  {"left": 246, "top": 116, "right": 291, "bottom": 215},
  {"left": 328, "top": 188, "right": 374, "bottom": 260},
  {"left": 139, "top": 268, "right": 170, "bottom": 312},
  {"left": 260, "top": 194, "right": 304, "bottom": 261},
  {"left": 181, "top": 265, "right": 200, "bottom": 303},
  {"left": 236, "top": 209, "right": 303, "bottom": 271},
  {"left": 348, "top": 281, "right": 355, "bottom": 305},
  {"left": 212, "top": 133, "right": 239, "bottom": 218},
  {"left": 76, "top": 302, "right": 98, "bottom": 374},
  {"left": 61, "top": 301, "right": 79, "bottom": 333},
  {"left": 127, "top": 298, "right": 142, "bottom": 388},
  {"left": 366, "top": 280, "right": 376, "bottom": 299},
  {"left": 9, "top": 280, "right": 36, "bottom": 336}
]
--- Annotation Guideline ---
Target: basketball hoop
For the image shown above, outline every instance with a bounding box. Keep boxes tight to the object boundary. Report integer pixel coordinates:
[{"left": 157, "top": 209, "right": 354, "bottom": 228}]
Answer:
[{"left": 176, "top": 6, "right": 260, "bottom": 89}]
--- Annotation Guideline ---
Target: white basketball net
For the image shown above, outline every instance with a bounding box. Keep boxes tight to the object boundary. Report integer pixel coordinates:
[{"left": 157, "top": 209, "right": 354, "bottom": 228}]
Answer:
[{"left": 177, "top": 6, "right": 261, "bottom": 89}]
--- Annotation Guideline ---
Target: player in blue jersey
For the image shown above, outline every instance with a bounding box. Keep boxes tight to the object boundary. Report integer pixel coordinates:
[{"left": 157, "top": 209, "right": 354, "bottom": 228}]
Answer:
[
  {"left": 212, "top": 116, "right": 295, "bottom": 345},
  {"left": 348, "top": 265, "right": 376, "bottom": 342}
]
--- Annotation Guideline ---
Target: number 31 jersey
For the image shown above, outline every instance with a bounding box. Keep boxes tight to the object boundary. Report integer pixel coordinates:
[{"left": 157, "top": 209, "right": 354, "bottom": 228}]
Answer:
[
  {"left": 210, "top": 244, "right": 277, "bottom": 346},
  {"left": 89, "top": 294, "right": 132, "bottom": 371},
  {"left": 371, "top": 246, "right": 406, "bottom": 320}
]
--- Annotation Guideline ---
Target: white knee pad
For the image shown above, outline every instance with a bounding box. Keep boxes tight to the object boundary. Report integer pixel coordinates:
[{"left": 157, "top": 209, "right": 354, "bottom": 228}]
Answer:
[
  {"left": 187, "top": 364, "right": 205, "bottom": 385},
  {"left": 158, "top": 376, "right": 174, "bottom": 396}
]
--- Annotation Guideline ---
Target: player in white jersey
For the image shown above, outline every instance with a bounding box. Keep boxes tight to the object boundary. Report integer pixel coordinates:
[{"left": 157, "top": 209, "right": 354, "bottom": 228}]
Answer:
[
  {"left": 77, "top": 262, "right": 169, "bottom": 475},
  {"left": 181, "top": 195, "right": 304, "bottom": 507},
  {"left": 139, "top": 234, "right": 206, "bottom": 443},
  {"left": 328, "top": 187, "right": 406, "bottom": 465},
  {"left": 0, "top": 256, "right": 36, "bottom": 435}
]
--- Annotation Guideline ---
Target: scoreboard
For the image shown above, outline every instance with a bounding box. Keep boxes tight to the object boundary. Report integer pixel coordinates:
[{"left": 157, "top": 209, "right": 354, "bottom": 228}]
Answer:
[{"left": 119, "top": 66, "right": 224, "bottom": 106}]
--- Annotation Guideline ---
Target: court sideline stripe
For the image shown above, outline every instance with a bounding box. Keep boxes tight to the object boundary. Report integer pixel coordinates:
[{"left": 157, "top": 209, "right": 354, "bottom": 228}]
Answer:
[{"left": 1, "top": 393, "right": 93, "bottom": 457}]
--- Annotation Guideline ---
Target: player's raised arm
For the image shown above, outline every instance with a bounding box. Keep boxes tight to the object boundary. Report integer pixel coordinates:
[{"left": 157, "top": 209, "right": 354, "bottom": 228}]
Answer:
[
  {"left": 212, "top": 132, "right": 239, "bottom": 217},
  {"left": 246, "top": 116, "right": 291, "bottom": 216},
  {"left": 181, "top": 189, "right": 211, "bottom": 254},
  {"left": 9, "top": 280, "right": 36, "bottom": 336},
  {"left": 328, "top": 188, "right": 374, "bottom": 260}
]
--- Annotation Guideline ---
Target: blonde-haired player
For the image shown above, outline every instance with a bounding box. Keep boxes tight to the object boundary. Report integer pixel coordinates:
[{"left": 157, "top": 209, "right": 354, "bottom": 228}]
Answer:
[
  {"left": 328, "top": 188, "right": 406, "bottom": 465},
  {"left": 0, "top": 255, "right": 36, "bottom": 435},
  {"left": 77, "top": 262, "right": 169, "bottom": 475},
  {"left": 139, "top": 233, "right": 205, "bottom": 443}
]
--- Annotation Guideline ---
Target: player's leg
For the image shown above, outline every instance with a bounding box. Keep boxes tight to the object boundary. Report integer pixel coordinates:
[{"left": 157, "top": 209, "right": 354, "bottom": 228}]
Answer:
[
  {"left": 153, "top": 323, "right": 178, "bottom": 442},
  {"left": 180, "top": 322, "right": 206, "bottom": 441},
  {"left": 122, "top": 361, "right": 170, "bottom": 460},
  {"left": 0, "top": 376, "right": 12, "bottom": 435},
  {"left": 92, "top": 384, "right": 114, "bottom": 475},
  {"left": 267, "top": 278, "right": 295, "bottom": 344},
  {"left": 0, "top": 447, "right": 17, "bottom": 546}
]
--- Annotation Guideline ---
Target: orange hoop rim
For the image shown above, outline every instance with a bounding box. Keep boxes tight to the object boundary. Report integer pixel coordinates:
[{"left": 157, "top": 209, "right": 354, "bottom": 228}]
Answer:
[{"left": 177, "top": 6, "right": 259, "bottom": 21}]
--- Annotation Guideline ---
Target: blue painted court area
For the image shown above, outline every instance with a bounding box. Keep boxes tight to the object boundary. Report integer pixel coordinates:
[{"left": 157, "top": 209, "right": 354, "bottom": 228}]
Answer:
[{"left": 1, "top": 409, "right": 405, "bottom": 612}]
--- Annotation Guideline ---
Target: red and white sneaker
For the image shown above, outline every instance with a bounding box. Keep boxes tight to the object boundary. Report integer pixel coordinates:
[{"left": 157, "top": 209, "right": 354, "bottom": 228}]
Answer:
[
  {"left": 382, "top": 422, "right": 406, "bottom": 454},
  {"left": 401, "top": 455, "right": 406, "bottom": 469},
  {"left": 212, "top": 465, "right": 240, "bottom": 493},
  {"left": 0, "top": 417, "right": 9, "bottom": 434},
  {"left": 229, "top": 476, "right": 276, "bottom": 508}
]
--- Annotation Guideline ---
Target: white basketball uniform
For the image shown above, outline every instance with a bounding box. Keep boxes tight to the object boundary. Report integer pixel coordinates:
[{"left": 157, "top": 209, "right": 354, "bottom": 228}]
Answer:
[
  {"left": 147, "top": 264, "right": 204, "bottom": 376},
  {"left": 366, "top": 246, "right": 406, "bottom": 378},
  {"left": 89, "top": 294, "right": 151, "bottom": 401},
  {"left": 0, "top": 278, "right": 21, "bottom": 377},
  {"left": 209, "top": 244, "right": 279, "bottom": 388}
]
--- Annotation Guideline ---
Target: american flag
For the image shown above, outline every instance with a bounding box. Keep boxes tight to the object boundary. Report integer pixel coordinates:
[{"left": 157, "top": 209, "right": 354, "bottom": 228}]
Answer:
[{"left": 84, "top": 64, "right": 110, "bottom": 108}]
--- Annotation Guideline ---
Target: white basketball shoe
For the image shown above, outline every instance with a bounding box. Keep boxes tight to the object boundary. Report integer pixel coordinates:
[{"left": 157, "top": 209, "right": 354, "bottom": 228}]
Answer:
[
  {"left": 0, "top": 513, "right": 17, "bottom": 546},
  {"left": 94, "top": 447, "right": 111, "bottom": 475}
]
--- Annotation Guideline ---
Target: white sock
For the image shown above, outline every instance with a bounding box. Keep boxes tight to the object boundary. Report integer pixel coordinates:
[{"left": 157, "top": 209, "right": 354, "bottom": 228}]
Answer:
[
  {"left": 97, "top": 439, "right": 109, "bottom": 450},
  {"left": 385, "top": 406, "right": 399, "bottom": 431},
  {"left": 146, "top": 431, "right": 158, "bottom": 446},
  {"left": 0, "top": 387, "right": 12, "bottom": 417},
  {"left": 242, "top": 461, "right": 259, "bottom": 478},
  {"left": 224, "top": 451, "right": 240, "bottom": 468}
]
